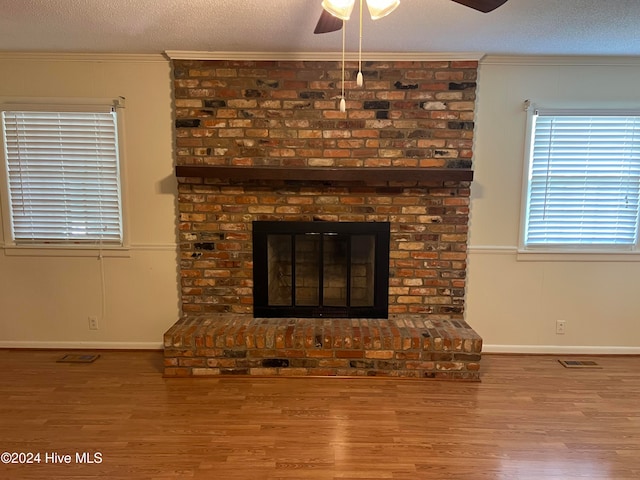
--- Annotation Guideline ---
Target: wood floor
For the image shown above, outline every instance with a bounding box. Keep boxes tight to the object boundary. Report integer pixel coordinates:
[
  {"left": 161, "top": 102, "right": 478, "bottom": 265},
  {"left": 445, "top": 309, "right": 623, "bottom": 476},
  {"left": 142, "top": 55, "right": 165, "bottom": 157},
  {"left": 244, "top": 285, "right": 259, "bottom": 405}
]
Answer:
[{"left": 0, "top": 350, "right": 639, "bottom": 479}]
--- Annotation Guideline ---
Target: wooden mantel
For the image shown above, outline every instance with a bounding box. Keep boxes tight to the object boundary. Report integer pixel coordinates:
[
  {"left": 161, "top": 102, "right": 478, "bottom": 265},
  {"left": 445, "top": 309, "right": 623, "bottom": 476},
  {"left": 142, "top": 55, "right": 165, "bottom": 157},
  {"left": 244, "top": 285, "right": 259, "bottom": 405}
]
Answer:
[{"left": 174, "top": 166, "right": 473, "bottom": 183}]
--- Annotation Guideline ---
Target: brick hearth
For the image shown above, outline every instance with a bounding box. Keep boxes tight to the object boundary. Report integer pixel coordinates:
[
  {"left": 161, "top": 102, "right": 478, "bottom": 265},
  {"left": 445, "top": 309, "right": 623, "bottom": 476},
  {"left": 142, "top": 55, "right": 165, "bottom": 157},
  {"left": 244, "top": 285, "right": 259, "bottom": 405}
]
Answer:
[{"left": 164, "top": 314, "right": 482, "bottom": 380}]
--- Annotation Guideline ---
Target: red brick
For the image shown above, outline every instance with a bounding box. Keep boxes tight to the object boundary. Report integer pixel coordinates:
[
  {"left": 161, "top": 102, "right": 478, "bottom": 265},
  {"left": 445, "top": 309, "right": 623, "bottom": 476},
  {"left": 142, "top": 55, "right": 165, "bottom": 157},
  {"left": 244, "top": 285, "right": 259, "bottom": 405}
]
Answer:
[
  {"left": 364, "top": 350, "right": 394, "bottom": 359},
  {"left": 336, "top": 350, "right": 364, "bottom": 359},
  {"left": 318, "top": 359, "right": 350, "bottom": 367},
  {"left": 306, "top": 350, "right": 335, "bottom": 358}
]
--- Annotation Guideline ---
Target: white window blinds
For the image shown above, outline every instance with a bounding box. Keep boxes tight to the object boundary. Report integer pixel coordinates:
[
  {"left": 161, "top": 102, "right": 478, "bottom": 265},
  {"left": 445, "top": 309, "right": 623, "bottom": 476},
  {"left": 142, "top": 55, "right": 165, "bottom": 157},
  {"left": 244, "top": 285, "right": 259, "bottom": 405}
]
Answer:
[
  {"left": 524, "top": 111, "right": 640, "bottom": 248},
  {"left": 1, "top": 108, "right": 123, "bottom": 245}
]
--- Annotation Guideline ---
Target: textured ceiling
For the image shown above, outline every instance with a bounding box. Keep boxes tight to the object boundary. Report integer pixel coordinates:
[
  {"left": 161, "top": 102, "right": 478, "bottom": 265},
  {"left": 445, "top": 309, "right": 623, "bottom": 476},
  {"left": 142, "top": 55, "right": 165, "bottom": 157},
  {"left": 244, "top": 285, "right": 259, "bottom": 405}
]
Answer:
[{"left": 1, "top": 0, "right": 640, "bottom": 57}]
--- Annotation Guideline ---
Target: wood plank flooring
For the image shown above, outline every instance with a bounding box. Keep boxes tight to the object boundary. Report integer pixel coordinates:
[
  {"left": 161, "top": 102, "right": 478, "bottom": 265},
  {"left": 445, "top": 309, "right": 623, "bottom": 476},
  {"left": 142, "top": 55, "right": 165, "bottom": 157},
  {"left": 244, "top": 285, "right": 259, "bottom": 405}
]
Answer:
[{"left": 0, "top": 350, "right": 639, "bottom": 479}]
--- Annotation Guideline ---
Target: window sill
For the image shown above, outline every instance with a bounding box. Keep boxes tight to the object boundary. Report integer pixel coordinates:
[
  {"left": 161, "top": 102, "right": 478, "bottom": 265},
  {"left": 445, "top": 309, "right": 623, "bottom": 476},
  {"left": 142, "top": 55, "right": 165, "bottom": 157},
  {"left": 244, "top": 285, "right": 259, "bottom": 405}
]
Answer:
[{"left": 2, "top": 245, "right": 131, "bottom": 258}]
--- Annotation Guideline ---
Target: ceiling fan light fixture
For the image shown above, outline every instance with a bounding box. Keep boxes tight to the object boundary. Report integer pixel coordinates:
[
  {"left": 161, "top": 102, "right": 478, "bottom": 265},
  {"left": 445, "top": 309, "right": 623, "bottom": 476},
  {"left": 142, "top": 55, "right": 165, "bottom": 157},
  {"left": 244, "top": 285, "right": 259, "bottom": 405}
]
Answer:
[
  {"left": 321, "top": 0, "right": 356, "bottom": 20},
  {"left": 365, "top": 0, "right": 400, "bottom": 20}
]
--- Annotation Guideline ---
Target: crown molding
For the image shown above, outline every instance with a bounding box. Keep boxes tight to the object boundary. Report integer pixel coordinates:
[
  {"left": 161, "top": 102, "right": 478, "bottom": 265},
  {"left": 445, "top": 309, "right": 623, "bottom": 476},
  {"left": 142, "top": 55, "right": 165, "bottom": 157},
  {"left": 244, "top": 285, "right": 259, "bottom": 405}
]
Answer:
[
  {"left": 0, "top": 52, "right": 167, "bottom": 63},
  {"left": 4, "top": 52, "right": 640, "bottom": 66},
  {"left": 481, "top": 54, "right": 640, "bottom": 67},
  {"left": 164, "top": 50, "right": 484, "bottom": 62}
]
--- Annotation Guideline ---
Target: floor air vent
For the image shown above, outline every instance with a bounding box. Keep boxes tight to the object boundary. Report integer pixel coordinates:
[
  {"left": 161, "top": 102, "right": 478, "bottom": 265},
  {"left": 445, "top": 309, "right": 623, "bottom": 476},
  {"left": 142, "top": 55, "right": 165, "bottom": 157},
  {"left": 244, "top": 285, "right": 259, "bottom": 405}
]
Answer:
[
  {"left": 57, "top": 354, "right": 100, "bottom": 363},
  {"left": 558, "top": 359, "right": 601, "bottom": 369}
]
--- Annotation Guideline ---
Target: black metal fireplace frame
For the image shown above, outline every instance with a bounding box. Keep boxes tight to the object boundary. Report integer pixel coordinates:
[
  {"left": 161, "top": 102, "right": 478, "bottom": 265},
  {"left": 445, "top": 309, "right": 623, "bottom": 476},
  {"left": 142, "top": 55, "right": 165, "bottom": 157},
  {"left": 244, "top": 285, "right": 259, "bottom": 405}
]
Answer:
[{"left": 252, "top": 221, "right": 390, "bottom": 318}]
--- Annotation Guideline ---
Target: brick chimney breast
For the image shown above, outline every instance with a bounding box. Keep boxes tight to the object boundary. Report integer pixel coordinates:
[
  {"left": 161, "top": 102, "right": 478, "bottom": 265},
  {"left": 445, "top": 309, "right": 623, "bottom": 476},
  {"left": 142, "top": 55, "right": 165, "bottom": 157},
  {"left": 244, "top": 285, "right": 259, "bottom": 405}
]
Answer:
[{"left": 172, "top": 59, "right": 476, "bottom": 318}]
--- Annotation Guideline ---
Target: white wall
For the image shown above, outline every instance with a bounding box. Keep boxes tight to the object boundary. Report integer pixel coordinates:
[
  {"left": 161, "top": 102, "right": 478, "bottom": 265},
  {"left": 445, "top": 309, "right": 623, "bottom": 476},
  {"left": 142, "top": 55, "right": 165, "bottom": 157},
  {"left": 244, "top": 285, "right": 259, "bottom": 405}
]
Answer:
[
  {"left": 467, "top": 56, "right": 640, "bottom": 353},
  {"left": 0, "top": 54, "right": 180, "bottom": 349}
]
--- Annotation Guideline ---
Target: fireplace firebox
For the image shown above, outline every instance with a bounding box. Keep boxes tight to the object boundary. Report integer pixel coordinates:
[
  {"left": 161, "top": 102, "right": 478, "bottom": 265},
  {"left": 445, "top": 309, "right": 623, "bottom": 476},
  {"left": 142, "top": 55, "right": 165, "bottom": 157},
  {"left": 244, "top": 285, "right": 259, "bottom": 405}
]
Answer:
[{"left": 252, "top": 221, "right": 390, "bottom": 318}]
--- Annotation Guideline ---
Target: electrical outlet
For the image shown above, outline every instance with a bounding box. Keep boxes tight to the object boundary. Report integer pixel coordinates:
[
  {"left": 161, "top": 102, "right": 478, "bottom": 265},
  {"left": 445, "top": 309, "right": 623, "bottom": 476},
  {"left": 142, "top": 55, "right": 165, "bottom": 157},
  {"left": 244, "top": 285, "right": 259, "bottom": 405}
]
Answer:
[
  {"left": 556, "top": 320, "right": 566, "bottom": 335},
  {"left": 88, "top": 316, "right": 99, "bottom": 330}
]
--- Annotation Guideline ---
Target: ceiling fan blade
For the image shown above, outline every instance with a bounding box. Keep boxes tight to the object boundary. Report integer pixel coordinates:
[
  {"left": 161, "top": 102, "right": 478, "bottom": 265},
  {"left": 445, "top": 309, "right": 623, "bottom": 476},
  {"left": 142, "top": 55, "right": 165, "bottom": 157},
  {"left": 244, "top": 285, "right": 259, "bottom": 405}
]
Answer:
[
  {"left": 314, "top": 9, "right": 344, "bottom": 34},
  {"left": 450, "top": 0, "right": 509, "bottom": 13}
]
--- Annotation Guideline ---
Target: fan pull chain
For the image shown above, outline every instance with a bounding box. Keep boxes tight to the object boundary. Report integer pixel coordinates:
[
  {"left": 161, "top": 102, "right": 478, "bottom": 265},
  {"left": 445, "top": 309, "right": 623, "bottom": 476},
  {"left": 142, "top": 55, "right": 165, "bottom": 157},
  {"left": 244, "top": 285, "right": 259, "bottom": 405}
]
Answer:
[
  {"left": 340, "top": 19, "right": 346, "bottom": 112},
  {"left": 357, "top": 0, "right": 363, "bottom": 87}
]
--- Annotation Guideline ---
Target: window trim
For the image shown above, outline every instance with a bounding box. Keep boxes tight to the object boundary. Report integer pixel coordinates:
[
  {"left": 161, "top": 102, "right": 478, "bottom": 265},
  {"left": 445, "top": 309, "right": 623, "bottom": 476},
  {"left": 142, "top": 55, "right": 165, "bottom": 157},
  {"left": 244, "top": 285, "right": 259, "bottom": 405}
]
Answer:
[
  {"left": 518, "top": 102, "right": 640, "bottom": 256},
  {"left": 0, "top": 97, "right": 129, "bottom": 255}
]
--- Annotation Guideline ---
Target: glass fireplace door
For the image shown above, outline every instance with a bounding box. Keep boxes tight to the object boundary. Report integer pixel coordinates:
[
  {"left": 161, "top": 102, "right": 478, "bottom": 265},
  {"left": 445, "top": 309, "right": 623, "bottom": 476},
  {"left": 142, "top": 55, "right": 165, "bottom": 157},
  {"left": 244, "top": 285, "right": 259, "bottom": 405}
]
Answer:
[{"left": 254, "top": 221, "right": 389, "bottom": 318}]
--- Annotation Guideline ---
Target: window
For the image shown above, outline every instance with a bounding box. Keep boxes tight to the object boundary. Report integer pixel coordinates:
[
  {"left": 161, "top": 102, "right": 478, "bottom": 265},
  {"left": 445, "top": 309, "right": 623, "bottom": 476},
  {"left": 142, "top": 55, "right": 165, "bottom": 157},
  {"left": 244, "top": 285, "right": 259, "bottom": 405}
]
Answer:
[
  {"left": 0, "top": 103, "right": 124, "bottom": 247},
  {"left": 521, "top": 107, "right": 640, "bottom": 251}
]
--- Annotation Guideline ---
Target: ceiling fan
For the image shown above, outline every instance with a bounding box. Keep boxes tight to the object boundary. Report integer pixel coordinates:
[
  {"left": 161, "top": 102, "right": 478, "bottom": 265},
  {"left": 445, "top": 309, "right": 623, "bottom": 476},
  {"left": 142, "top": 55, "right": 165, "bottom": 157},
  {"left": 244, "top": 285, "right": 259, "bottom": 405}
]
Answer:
[{"left": 314, "top": 0, "right": 509, "bottom": 34}]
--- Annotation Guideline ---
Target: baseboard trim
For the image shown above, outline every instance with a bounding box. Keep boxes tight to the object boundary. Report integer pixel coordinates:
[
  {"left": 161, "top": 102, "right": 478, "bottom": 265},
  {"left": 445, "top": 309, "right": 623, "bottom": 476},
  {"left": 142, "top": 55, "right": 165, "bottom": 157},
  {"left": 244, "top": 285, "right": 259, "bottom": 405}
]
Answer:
[
  {"left": 0, "top": 341, "right": 163, "bottom": 350},
  {"left": 483, "top": 344, "right": 640, "bottom": 355}
]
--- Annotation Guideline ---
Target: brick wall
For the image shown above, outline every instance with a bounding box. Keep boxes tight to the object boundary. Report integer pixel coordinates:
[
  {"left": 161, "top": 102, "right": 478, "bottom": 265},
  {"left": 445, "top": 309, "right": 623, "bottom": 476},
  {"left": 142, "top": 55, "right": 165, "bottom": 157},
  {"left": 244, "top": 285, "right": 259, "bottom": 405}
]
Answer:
[{"left": 172, "top": 59, "right": 477, "bottom": 319}]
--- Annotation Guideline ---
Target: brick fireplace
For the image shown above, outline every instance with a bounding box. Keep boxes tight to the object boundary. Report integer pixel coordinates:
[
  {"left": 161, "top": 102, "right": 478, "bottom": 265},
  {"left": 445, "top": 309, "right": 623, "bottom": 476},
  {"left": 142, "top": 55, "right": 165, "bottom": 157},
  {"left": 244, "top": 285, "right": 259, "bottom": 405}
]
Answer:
[{"left": 163, "top": 58, "right": 482, "bottom": 379}]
